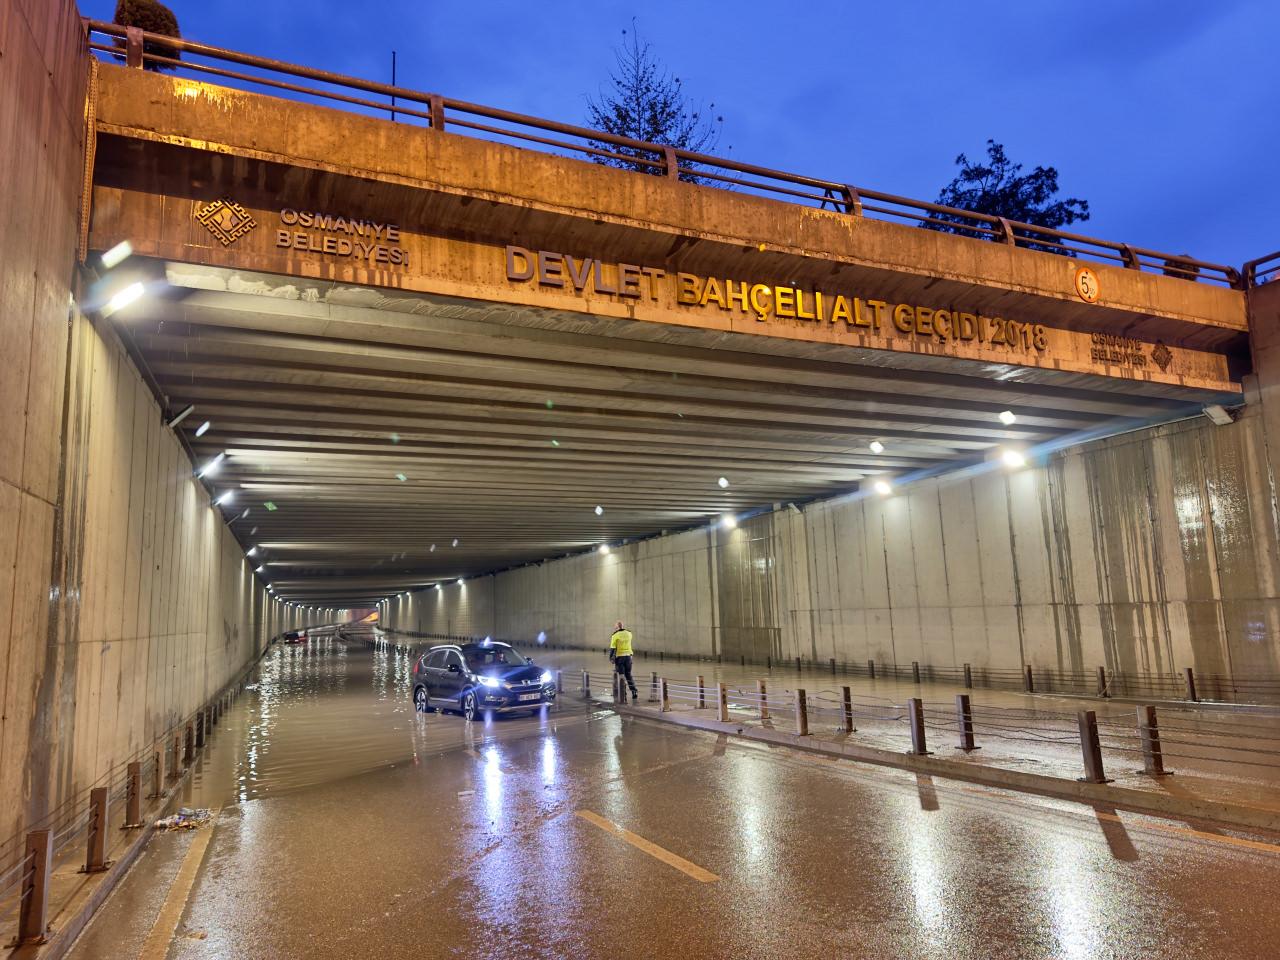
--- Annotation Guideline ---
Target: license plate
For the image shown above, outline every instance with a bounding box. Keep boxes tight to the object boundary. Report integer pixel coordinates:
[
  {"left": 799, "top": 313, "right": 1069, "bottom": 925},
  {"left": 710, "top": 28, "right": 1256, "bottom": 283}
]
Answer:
[{"left": 518, "top": 693, "right": 541, "bottom": 702}]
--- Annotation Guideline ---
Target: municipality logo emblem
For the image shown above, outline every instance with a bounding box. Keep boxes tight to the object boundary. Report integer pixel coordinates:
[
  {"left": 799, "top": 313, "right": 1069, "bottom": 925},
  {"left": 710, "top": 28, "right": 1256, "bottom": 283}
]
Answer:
[
  {"left": 1151, "top": 341, "right": 1173, "bottom": 372},
  {"left": 194, "top": 198, "right": 257, "bottom": 246}
]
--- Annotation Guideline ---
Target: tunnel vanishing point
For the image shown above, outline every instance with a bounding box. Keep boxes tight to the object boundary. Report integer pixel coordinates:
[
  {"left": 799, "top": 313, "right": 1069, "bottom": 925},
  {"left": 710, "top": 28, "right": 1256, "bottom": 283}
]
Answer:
[{"left": 5, "top": 4, "right": 1280, "bottom": 956}]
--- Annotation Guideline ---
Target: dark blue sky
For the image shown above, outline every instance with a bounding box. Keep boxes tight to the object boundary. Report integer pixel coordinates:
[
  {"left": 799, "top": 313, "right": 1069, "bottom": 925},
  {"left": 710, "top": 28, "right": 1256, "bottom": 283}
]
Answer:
[{"left": 84, "top": 0, "right": 1277, "bottom": 266}]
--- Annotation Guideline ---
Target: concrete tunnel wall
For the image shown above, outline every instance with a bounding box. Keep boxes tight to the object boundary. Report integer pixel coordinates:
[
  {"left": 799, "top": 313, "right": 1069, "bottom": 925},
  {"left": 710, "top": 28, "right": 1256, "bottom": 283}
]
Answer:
[
  {"left": 383, "top": 348, "right": 1280, "bottom": 689},
  {"left": 0, "top": 1, "right": 312, "bottom": 854}
]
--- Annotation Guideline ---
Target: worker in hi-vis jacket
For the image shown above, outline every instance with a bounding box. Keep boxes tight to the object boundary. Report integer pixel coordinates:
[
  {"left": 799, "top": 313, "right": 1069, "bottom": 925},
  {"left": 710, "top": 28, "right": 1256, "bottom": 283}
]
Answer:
[{"left": 609, "top": 620, "right": 638, "bottom": 698}]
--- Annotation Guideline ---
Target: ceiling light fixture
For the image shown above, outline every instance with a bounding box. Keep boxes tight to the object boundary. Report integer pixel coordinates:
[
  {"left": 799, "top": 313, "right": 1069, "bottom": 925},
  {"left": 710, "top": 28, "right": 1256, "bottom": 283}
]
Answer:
[
  {"left": 869, "top": 440, "right": 885, "bottom": 454},
  {"left": 873, "top": 479, "right": 894, "bottom": 497},
  {"left": 599, "top": 544, "right": 610, "bottom": 554},
  {"left": 717, "top": 477, "right": 729, "bottom": 489},
  {"left": 197, "top": 452, "right": 226, "bottom": 478},
  {"left": 166, "top": 404, "right": 194, "bottom": 429},
  {"left": 721, "top": 514, "right": 738, "bottom": 529},
  {"left": 1001, "top": 449, "right": 1027, "bottom": 469},
  {"left": 594, "top": 505, "right": 604, "bottom": 516},
  {"left": 214, "top": 490, "right": 235, "bottom": 506},
  {"left": 999, "top": 410, "right": 1017, "bottom": 425},
  {"left": 195, "top": 420, "right": 211, "bottom": 437},
  {"left": 103, "top": 281, "right": 144, "bottom": 316},
  {"left": 100, "top": 240, "right": 133, "bottom": 269}
]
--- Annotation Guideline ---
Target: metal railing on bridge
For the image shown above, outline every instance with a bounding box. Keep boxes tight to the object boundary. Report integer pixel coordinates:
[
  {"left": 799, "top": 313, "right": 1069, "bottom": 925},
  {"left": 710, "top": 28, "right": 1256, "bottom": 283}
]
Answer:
[{"left": 83, "top": 20, "right": 1252, "bottom": 289}]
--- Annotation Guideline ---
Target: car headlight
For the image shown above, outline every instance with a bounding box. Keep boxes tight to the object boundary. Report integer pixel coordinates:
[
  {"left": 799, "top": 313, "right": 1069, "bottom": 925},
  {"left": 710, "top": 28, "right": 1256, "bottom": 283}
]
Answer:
[
  {"left": 540, "top": 671, "right": 553, "bottom": 684},
  {"left": 478, "top": 676, "right": 501, "bottom": 688}
]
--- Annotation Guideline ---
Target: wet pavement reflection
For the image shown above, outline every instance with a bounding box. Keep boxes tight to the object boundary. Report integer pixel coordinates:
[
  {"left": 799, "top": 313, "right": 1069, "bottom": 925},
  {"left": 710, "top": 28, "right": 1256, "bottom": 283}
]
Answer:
[
  {"left": 186, "top": 636, "right": 588, "bottom": 806},
  {"left": 67, "top": 637, "right": 1280, "bottom": 960}
]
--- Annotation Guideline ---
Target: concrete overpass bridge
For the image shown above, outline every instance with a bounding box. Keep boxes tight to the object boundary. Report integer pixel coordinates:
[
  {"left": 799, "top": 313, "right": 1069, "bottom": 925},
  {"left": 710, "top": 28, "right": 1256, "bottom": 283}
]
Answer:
[
  {"left": 81, "top": 24, "right": 1252, "bottom": 612},
  {"left": 5, "top": 8, "right": 1280, "bottom": 956}
]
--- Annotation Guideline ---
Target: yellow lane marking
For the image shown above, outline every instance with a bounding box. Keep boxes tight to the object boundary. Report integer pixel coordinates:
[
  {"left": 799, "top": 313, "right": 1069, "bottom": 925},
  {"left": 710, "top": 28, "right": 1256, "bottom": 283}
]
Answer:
[
  {"left": 575, "top": 810, "right": 719, "bottom": 883},
  {"left": 139, "top": 808, "right": 222, "bottom": 960},
  {"left": 950, "top": 784, "right": 1280, "bottom": 855}
]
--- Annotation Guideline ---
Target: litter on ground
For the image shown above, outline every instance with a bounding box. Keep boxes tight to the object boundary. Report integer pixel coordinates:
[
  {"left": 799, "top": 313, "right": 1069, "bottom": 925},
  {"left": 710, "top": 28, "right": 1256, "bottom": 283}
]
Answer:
[{"left": 155, "top": 807, "right": 214, "bottom": 830}]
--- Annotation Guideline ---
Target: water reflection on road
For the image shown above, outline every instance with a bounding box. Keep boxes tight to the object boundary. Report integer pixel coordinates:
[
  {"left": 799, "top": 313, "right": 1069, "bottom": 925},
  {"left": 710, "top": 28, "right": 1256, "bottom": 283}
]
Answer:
[{"left": 189, "top": 636, "right": 585, "bottom": 807}]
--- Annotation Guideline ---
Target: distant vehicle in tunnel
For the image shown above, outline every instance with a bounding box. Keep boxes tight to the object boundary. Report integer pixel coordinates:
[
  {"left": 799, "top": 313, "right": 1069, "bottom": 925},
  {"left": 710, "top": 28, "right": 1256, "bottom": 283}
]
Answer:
[
  {"left": 412, "top": 642, "right": 555, "bottom": 720},
  {"left": 282, "top": 630, "right": 306, "bottom": 645}
]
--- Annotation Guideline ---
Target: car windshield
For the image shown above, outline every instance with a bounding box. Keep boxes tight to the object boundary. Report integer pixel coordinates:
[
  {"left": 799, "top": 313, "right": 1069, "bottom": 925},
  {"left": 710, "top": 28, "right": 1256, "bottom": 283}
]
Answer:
[{"left": 467, "top": 645, "right": 527, "bottom": 672}]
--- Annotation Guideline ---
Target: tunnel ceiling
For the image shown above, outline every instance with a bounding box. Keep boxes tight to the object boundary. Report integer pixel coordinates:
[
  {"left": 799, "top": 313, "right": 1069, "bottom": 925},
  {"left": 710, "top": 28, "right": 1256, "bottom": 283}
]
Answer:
[{"left": 106, "top": 260, "right": 1238, "bottom": 607}]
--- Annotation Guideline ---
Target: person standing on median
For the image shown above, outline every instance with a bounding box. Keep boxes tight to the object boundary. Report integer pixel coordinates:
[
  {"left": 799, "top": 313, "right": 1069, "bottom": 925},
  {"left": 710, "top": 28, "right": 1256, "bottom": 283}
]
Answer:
[{"left": 609, "top": 620, "right": 639, "bottom": 699}]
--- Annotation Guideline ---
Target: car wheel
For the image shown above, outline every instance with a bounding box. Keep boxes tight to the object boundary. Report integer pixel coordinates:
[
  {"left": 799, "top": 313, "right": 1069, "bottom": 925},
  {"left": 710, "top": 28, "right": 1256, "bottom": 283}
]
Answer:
[
  {"left": 462, "top": 691, "right": 479, "bottom": 721},
  {"left": 414, "top": 686, "right": 432, "bottom": 713}
]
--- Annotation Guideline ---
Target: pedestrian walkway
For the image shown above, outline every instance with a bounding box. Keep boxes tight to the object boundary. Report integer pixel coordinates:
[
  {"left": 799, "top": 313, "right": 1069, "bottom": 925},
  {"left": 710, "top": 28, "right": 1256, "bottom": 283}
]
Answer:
[{"left": 582, "top": 654, "right": 1280, "bottom": 830}]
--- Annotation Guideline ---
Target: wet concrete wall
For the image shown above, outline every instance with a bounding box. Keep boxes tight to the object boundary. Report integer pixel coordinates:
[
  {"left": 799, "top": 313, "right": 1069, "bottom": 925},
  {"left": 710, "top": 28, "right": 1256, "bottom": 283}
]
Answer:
[
  {"left": 385, "top": 400, "right": 1280, "bottom": 688},
  {"left": 0, "top": 1, "right": 294, "bottom": 853}
]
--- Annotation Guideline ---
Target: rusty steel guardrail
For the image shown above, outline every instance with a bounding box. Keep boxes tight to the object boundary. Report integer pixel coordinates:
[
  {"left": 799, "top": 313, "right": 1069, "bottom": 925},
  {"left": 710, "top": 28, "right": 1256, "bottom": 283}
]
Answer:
[
  {"left": 584, "top": 668, "right": 1280, "bottom": 787},
  {"left": 1244, "top": 251, "right": 1280, "bottom": 287},
  {"left": 82, "top": 20, "right": 1254, "bottom": 289},
  {"left": 371, "top": 624, "right": 1280, "bottom": 708},
  {"left": 0, "top": 652, "right": 264, "bottom": 946}
]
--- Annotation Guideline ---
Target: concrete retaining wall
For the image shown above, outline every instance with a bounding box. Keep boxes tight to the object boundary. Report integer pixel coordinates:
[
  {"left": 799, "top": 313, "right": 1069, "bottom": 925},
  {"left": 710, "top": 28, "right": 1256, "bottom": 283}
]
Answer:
[
  {"left": 0, "top": 1, "right": 305, "bottom": 854},
  {"left": 384, "top": 403, "right": 1280, "bottom": 685}
]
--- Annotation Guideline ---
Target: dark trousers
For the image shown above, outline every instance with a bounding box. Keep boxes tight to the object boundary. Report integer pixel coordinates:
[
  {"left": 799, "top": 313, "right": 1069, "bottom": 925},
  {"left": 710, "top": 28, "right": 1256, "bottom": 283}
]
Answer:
[{"left": 614, "top": 655, "right": 637, "bottom": 694}]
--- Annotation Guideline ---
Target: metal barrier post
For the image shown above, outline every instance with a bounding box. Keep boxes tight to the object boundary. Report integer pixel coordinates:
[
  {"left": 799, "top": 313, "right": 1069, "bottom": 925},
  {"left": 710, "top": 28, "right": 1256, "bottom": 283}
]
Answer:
[
  {"left": 582, "top": 670, "right": 589, "bottom": 696},
  {"left": 648, "top": 672, "right": 658, "bottom": 702},
  {"left": 195, "top": 712, "right": 205, "bottom": 748},
  {"left": 1184, "top": 666, "right": 1198, "bottom": 702},
  {"left": 556, "top": 671, "right": 563, "bottom": 709},
  {"left": 660, "top": 678, "right": 670, "bottom": 712},
  {"left": 757, "top": 679, "right": 769, "bottom": 720},
  {"left": 1097, "top": 666, "right": 1108, "bottom": 698},
  {"left": 125, "top": 762, "right": 143, "bottom": 827},
  {"left": 85, "top": 787, "right": 109, "bottom": 873},
  {"left": 841, "top": 686, "right": 854, "bottom": 734},
  {"left": 963, "top": 663, "right": 972, "bottom": 689},
  {"left": 1024, "top": 664, "right": 1035, "bottom": 693},
  {"left": 1137, "top": 705, "right": 1170, "bottom": 776},
  {"left": 170, "top": 736, "right": 180, "bottom": 779},
  {"left": 150, "top": 751, "right": 163, "bottom": 798},
  {"left": 908, "top": 698, "right": 929, "bottom": 755},
  {"left": 829, "top": 657, "right": 837, "bottom": 676},
  {"left": 184, "top": 723, "right": 194, "bottom": 764},
  {"left": 867, "top": 659, "right": 875, "bottom": 679},
  {"left": 717, "top": 683, "right": 729, "bottom": 722},
  {"left": 124, "top": 25, "right": 144, "bottom": 68},
  {"left": 955, "top": 694, "right": 978, "bottom": 752},
  {"left": 1076, "top": 710, "right": 1110, "bottom": 783},
  {"left": 697, "top": 675, "right": 706, "bottom": 709},
  {"left": 795, "top": 656, "right": 802, "bottom": 674},
  {"left": 795, "top": 688, "right": 809, "bottom": 736},
  {"left": 766, "top": 655, "right": 771, "bottom": 670},
  {"left": 912, "top": 661, "right": 921, "bottom": 684},
  {"left": 18, "top": 830, "right": 52, "bottom": 945}
]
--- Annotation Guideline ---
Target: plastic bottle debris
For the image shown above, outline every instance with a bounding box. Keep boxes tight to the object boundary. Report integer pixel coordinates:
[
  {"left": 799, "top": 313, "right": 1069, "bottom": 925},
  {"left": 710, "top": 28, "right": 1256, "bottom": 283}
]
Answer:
[{"left": 155, "top": 807, "right": 214, "bottom": 830}]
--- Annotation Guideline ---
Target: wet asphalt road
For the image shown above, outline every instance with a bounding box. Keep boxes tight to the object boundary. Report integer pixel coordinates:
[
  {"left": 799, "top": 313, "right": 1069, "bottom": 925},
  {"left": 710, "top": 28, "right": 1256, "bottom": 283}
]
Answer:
[{"left": 67, "top": 640, "right": 1280, "bottom": 959}]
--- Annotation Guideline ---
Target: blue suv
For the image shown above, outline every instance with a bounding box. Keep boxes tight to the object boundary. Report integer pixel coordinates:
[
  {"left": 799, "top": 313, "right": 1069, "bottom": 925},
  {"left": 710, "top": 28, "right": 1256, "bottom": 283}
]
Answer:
[{"left": 412, "top": 642, "right": 556, "bottom": 720}]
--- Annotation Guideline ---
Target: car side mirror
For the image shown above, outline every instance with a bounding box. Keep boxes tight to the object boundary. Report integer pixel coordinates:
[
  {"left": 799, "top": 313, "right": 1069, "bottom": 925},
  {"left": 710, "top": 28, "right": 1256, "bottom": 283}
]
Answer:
[{"left": 447, "top": 663, "right": 461, "bottom": 673}]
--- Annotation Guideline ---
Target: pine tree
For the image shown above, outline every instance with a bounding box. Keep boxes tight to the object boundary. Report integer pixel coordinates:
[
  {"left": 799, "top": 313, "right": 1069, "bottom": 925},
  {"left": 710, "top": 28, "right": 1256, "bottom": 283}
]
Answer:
[
  {"left": 586, "top": 25, "right": 724, "bottom": 184},
  {"left": 926, "top": 140, "right": 1089, "bottom": 253}
]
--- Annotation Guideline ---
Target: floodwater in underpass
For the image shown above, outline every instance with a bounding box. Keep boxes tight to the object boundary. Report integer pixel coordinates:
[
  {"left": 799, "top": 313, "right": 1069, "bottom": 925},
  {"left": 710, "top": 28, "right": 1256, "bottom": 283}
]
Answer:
[{"left": 186, "top": 636, "right": 588, "bottom": 806}]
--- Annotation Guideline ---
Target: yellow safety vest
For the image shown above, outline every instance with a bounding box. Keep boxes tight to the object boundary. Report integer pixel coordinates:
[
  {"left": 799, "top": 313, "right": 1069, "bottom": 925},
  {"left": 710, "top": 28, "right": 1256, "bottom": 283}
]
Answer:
[{"left": 610, "top": 630, "right": 634, "bottom": 657}]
